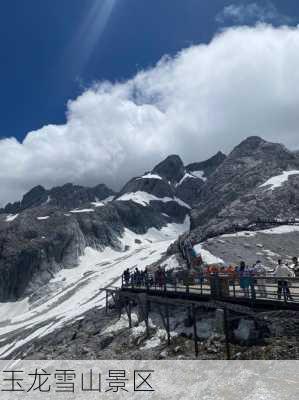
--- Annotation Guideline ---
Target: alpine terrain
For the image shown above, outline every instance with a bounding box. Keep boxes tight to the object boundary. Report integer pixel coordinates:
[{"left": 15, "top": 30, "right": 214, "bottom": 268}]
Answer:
[{"left": 0, "top": 136, "right": 298, "bottom": 359}]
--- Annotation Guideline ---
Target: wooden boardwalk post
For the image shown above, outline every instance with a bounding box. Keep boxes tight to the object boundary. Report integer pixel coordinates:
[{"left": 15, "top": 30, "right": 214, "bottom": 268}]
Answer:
[
  {"left": 223, "top": 307, "right": 231, "bottom": 360},
  {"left": 165, "top": 304, "right": 170, "bottom": 345},
  {"left": 145, "top": 300, "right": 150, "bottom": 338},
  {"left": 105, "top": 290, "right": 108, "bottom": 314},
  {"left": 128, "top": 301, "right": 132, "bottom": 328},
  {"left": 192, "top": 304, "right": 199, "bottom": 358}
]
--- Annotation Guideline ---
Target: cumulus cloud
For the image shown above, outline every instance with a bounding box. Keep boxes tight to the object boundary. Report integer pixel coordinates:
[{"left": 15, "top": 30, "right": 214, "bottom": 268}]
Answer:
[
  {"left": 216, "top": 1, "right": 293, "bottom": 25},
  {"left": 1, "top": 24, "right": 299, "bottom": 205}
]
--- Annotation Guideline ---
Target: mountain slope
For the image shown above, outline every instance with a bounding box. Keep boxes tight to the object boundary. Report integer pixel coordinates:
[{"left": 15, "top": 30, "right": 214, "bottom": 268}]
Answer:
[
  {"left": 1, "top": 183, "right": 115, "bottom": 214},
  {"left": 190, "top": 136, "right": 299, "bottom": 241}
]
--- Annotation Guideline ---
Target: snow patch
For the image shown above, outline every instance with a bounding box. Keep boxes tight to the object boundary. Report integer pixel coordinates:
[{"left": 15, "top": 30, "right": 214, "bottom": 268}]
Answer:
[
  {"left": 91, "top": 195, "right": 115, "bottom": 207},
  {"left": 102, "top": 313, "right": 138, "bottom": 334},
  {"left": 141, "top": 328, "right": 178, "bottom": 350},
  {"left": 37, "top": 216, "right": 50, "bottom": 221},
  {"left": 0, "top": 299, "right": 29, "bottom": 321},
  {"left": 162, "top": 255, "right": 181, "bottom": 272},
  {"left": 221, "top": 225, "right": 299, "bottom": 237},
  {"left": 194, "top": 244, "right": 225, "bottom": 265},
  {"left": 190, "top": 170, "right": 207, "bottom": 181},
  {"left": 117, "top": 191, "right": 191, "bottom": 209},
  {"left": 70, "top": 209, "right": 95, "bottom": 213},
  {"left": 91, "top": 201, "right": 105, "bottom": 207},
  {"left": 262, "top": 225, "right": 299, "bottom": 234},
  {"left": 5, "top": 214, "right": 18, "bottom": 222},
  {"left": 0, "top": 217, "right": 189, "bottom": 358},
  {"left": 221, "top": 231, "right": 256, "bottom": 238},
  {"left": 176, "top": 172, "right": 197, "bottom": 187},
  {"left": 137, "top": 173, "right": 162, "bottom": 180},
  {"left": 260, "top": 171, "right": 299, "bottom": 191}
]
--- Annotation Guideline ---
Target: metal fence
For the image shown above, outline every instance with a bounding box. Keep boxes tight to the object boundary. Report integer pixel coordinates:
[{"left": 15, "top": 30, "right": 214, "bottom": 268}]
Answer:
[{"left": 122, "top": 274, "right": 299, "bottom": 305}]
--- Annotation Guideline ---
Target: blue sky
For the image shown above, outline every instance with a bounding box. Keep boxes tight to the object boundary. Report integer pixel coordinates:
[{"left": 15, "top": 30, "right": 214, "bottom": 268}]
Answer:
[
  {"left": 1, "top": 0, "right": 299, "bottom": 204},
  {"left": 1, "top": 0, "right": 297, "bottom": 141}
]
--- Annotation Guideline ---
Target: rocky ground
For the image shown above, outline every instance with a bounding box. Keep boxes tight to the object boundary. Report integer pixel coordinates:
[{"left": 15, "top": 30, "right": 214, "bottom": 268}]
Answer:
[
  {"left": 200, "top": 229, "right": 299, "bottom": 268},
  {"left": 13, "top": 304, "right": 299, "bottom": 361}
]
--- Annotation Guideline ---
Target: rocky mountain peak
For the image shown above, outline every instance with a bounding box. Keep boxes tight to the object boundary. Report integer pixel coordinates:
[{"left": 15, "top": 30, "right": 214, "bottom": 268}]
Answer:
[
  {"left": 186, "top": 151, "right": 226, "bottom": 177},
  {"left": 230, "top": 136, "right": 266, "bottom": 157},
  {"left": 229, "top": 136, "right": 296, "bottom": 165},
  {"left": 152, "top": 154, "right": 185, "bottom": 183}
]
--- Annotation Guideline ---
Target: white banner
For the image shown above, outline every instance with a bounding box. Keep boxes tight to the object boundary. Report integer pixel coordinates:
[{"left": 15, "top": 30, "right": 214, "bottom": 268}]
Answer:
[{"left": 0, "top": 360, "right": 297, "bottom": 399}]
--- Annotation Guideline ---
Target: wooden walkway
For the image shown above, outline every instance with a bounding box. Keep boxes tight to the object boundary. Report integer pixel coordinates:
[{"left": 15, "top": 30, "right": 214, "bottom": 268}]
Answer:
[
  {"left": 121, "top": 275, "right": 299, "bottom": 311},
  {"left": 104, "top": 276, "right": 299, "bottom": 359}
]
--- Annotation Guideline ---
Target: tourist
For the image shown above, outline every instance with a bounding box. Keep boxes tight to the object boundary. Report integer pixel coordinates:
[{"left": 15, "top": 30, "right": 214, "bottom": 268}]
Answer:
[
  {"left": 238, "top": 261, "right": 251, "bottom": 297},
  {"left": 123, "top": 268, "right": 130, "bottom": 286},
  {"left": 290, "top": 256, "right": 299, "bottom": 277},
  {"left": 253, "top": 260, "right": 267, "bottom": 298},
  {"left": 273, "top": 259, "right": 294, "bottom": 301}
]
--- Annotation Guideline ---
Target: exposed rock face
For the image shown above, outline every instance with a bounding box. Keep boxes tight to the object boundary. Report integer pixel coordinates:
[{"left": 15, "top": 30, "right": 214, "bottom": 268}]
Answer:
[
  {"left": 118, "top": 152, "right": 226, "bottom": 209},
  {"left": 116, "top": 155, "right": 191, "bottom": 217},
  {"left": 186, "top": 151, "right": 226, "bottom": 177},
  {"left": 0, "top": 201, "right": 170, "bottom": 301},
  {"left": 3, "top": 137, "right": 298, "bottom": 302},
  {"left": 176, "top": 152, "right": 226, "bottom": 207},
  {"left": 152, "top": 154, "right": 185, "bottom": 183},
  {"left": 118, "top": 176, "right": 174, "bottom": 199},
  {"left": 48, "top": 183, "right": 115, "bottom": 209},
  {"left": 175, "top": 176, "right": 204, "bottom": 207},
  {"left": 190, "top": 137, "right": 299, "bottom": 241},
  {"left": 1, "top": 183, "right": 115, "bottom": 214}
]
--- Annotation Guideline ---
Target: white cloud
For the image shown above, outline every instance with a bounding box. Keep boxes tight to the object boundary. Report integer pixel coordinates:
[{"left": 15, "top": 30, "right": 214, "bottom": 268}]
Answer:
[
  {"left": 216, "top": 2, "right": 293, "bottom": 25},
  {"left": 1, "top": 24, "right": 299, "bottom": 205}
]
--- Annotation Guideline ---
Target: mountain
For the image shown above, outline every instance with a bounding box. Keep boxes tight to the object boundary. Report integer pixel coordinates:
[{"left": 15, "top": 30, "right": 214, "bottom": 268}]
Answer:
[
  {"left": 1, "top": 183, "right": 115, "bottom": 214},
  {"left": 3, "top": 137, "right": 299, "bottom": 304},
  {"left": 117, "top": 152, "right": 225, "bottom": 208},
  {"left": 190, "top": 136, "right": 299, "bottom": 240},
  {"left": 186, "top": 150, "right": 226, "bottom": 177},
  {"left": 1, "top": 137, "right": 299, "bottom": 359},
  {"left": 0, "top": 148, "right": 227, "bottom": 303}
]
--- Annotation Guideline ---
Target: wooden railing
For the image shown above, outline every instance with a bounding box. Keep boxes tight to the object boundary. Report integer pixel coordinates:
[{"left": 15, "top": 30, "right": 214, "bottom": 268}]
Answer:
[{"left": 122, "top": 274, "right": 299, "bottom": 305}]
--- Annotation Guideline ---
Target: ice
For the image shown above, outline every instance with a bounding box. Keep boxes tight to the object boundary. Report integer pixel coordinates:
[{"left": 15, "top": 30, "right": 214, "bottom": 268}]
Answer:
[
  {"left": 0, "top": 217, "right": 190, "bottom": 358},
  {"left": 0, "top": 299, "right": 29, "bottom": 321},
  {"left": 260, "top": 170, "right": 299, "bottom": 191}
]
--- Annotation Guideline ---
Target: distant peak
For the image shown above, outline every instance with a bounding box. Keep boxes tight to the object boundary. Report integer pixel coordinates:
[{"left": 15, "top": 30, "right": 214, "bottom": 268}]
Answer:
[
  {"left": 186, "top": 151, "right": 226, "bottom": 176},
  {"left": 152, "top": 155, "right": 185, "bottom": 183},
  {"left": 238, "top": 136, "right": 265, "bottom": 148},
  {"left": 230, "top": 136, "right": 266, "bottom": 157}
]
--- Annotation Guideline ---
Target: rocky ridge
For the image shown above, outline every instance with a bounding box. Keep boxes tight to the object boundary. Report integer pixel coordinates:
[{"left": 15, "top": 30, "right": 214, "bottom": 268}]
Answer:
[{"left": 0, "top": 152, "right": 223, "bottom": 301}]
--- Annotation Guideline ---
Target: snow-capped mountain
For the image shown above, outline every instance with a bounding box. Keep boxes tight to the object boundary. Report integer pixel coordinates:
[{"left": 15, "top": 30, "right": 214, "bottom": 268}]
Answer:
[
  {"left": 0, "top": 151, "right": 223, "bottom": 303},
  {"left": 1, "top": 183, "right": 115, "bottom": 214},
  {"left": 1, "top": 136, "right": 299, "bottom": 358},
  {"left": 190, "top": 136, "right": 299, "bottom": 242}
]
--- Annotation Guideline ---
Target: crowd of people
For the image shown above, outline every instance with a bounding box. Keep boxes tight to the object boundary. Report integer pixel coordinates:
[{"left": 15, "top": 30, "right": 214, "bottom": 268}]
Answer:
[
  {"left": 123, "top": 266, "right": 166, "bottom": 288},
  {"left": 122, "top": 256, "right": 299, "bottom": 301}
]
